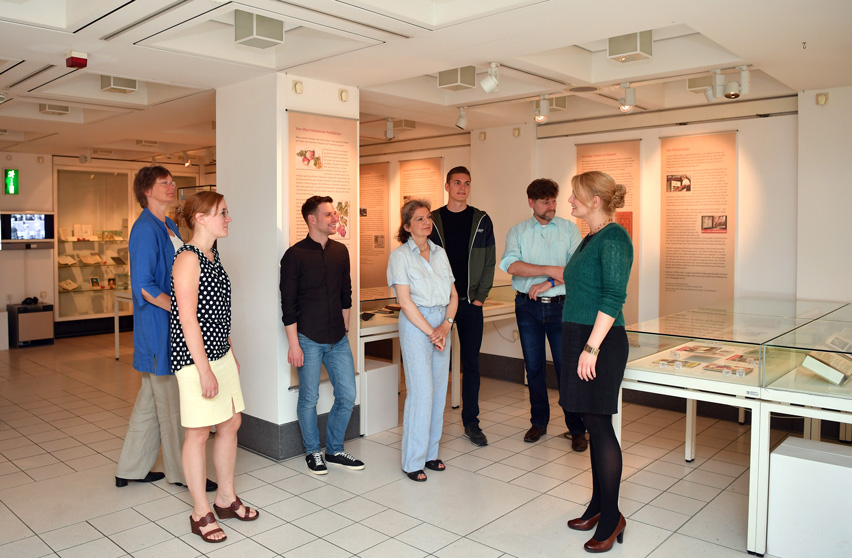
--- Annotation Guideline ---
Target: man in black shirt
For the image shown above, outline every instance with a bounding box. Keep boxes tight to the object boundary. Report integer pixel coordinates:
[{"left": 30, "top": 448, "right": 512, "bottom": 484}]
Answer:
[
  {"left": 429, "top": 167, "right": 496, "bottom": 446},
  {"left": 280, "top": 196, "right": 365, "bottom": 475}
]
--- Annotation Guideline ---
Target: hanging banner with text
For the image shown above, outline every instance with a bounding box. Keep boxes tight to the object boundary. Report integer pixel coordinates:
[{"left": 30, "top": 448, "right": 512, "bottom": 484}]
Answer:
[
  {"left": 399, "top": 157, "right": 444, "bottom": 220},
  {"left": 576, "top": 140, "right": 640, "bottom": 326},
  {"left": 659, "top": 132, "right": 737, "bottom": 316},
  {"left": 359, "top": 162, "right": 390, "bottom": 289}
]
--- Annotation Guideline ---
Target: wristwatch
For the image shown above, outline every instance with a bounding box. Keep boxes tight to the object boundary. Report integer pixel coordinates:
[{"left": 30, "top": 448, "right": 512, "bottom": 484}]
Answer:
[
  {"left": 583, "top": 343, "right": 600, "bottom": 356},
  {"left": 548, "top": 278, "right": 555, "bottom": 287},
  {"left": 446, "top": 317, "right": 455, "bottom": 325}
]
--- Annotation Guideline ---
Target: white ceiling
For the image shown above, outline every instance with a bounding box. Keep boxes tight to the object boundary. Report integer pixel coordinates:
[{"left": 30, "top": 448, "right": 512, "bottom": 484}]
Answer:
[{"left": 0, "top": 0, "right": 850, "bottom": 160}]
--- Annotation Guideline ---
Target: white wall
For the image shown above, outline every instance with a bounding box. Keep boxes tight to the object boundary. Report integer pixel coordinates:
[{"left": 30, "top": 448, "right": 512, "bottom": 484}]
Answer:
[
  {"left": 797, "top": 86, "right": 852, "bottom": 300},
  {"left": 0, "top": 153, "right": 54, "bottom": 305}
]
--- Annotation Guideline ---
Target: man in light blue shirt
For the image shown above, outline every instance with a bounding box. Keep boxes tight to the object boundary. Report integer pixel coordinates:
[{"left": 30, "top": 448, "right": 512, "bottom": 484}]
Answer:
[{"left": 499, "top": 178, "right": 587, "bottom": 450}]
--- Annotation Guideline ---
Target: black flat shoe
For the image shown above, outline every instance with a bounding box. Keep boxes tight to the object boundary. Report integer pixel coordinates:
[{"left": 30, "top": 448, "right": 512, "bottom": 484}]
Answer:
[
  {"left": 405, "top": 470, "right": 427, "bottom": 482},
  {"left": 115, "top": 471, "right": 165, "bottom": 487},
  {"left": 175, "top": 478, "right": 218, "bottom": 492}
]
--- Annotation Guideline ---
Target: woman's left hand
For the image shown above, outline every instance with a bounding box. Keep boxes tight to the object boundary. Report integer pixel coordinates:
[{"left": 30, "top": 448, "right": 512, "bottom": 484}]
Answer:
[{"left": 577, "top": 351, "right": 597, "bottom": 381}]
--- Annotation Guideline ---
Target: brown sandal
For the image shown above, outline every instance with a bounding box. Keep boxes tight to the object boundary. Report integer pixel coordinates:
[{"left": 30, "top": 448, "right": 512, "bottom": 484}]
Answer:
[
  {"left": 213, "top": 496, "right": 259, "bottom": 521},
  {"left": 190, "top": 512, "right": 227, "bottom": 543}
]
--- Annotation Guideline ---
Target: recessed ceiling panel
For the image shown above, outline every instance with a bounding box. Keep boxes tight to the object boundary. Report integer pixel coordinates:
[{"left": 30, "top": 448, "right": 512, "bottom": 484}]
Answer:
[
  {"left": 337, "top": 0, "right": 546, "bottom": 29},
  {"left": 138, "top": 5, "right": 382, "bottom": 70},
  {"left": 0, "top": 0, "right": 123, "bottom": 31}
]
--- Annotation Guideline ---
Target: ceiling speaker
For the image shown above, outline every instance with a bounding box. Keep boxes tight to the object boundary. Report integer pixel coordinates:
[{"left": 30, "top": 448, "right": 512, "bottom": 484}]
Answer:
[
  {"left": 438, "top": 66, "right": 476, "bottom": 90},
  {"left": 608, "top": 31, "right": 652, "bottom": 63},
  {"left": 235, "top": 10, "right": 284, "bottom": 49}
]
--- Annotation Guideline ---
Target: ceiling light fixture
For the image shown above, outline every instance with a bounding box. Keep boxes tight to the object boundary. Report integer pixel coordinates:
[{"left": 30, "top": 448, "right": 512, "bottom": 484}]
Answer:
[
  {"left": 384, "top": 118, "right": 394, "bottom": 141},
  {"left": 183, "top": 152, "right": 191, "bottom": 166},
  {"left": 534, "top": 95, "right": 549, "bottom": 123},
  {"left": 724, "top": 81, "right": 741, "bottom": 99},
  {"left": 480, "top": 62, "right": 500, "bottom": 93},
  {"left": 455, "top": 107, "right": 467, "bottom": 130},
  {"left": 618, "top": 82, "right": 636, "bottom": 113}
]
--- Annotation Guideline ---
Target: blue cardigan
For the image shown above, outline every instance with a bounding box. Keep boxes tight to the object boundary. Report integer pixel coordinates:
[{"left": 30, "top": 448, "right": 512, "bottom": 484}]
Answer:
[{"left": 130, "top": 208, "right": 181, "bottom": 375}]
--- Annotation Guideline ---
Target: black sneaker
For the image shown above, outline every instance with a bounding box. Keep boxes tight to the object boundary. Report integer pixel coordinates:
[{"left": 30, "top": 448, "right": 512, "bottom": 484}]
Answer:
[
  {"left": 325, "top": 451, "right": 365, "bottom": 470},
  {"left": 464, "top": 424, "right": 488, "bottom": 447},
  {"left": 306, "top": 452, "right": 328, "bottom": 475}
]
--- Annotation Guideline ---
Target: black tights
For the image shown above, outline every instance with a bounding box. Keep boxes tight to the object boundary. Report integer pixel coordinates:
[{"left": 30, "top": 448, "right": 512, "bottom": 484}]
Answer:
[{"left": 580, "top": 412, "right": 622, "bottom": 541}]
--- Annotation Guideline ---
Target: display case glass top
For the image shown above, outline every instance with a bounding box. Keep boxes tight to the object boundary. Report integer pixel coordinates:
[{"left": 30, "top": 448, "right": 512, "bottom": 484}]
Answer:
[
  {"left": 763, "top": 315, "right": 852, "bottom": 403},
  {"left": 625, "top": 297, "right": 845, "bottom": 392}
]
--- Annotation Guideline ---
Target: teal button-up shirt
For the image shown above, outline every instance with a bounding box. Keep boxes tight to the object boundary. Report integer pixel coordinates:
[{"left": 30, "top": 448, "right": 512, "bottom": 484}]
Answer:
[{"left": 498, "top": 216, "right": 581, "bottom": 297}]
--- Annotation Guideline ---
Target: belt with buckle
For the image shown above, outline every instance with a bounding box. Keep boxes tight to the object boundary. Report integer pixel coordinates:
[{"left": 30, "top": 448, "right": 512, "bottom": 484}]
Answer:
[{"left": 516, "top": 292, "right": 565, "bottom": 304}]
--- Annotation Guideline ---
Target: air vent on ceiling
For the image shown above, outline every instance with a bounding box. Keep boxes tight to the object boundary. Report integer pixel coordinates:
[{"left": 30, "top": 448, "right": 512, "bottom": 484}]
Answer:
[
  {"left": 0, "top": 129, "right": 7, "bottom": 135},
  {"left": 92, "top": 148, "right": 113, "bottom": 155},
  {"left": 437, "top": 66, "right": 476, "bottom": 91},
  {"left": 608, "top": 31, "right": 652, "bottom": 63},
  {"left": 39, "top": 103, "right": 70, "bottom": 116},
  {"left": 136, "top": 139, "right": 159, "bottom": 147},
  {"left": 234, "top": 10, "right": 284, "bottom": 49},
  {"left": 101, "top": 75, "right": 138, "bottom": 94}
]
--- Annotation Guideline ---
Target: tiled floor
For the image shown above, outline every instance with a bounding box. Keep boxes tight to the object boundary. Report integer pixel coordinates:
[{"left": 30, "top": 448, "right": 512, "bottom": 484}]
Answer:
[{"left": 0, "top": 333, "right": 785, "bottom": 557}]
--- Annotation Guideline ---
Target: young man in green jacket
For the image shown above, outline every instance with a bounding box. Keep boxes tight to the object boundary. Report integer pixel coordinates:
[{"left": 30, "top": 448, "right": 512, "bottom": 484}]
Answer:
[{"left": 429, "top": 166, "right": 496, "bottom": 446}]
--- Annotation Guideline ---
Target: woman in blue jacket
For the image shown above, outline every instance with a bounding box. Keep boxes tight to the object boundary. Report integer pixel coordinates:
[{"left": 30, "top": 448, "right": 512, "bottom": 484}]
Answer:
[{"left": 114, "top": 166, "right": 215, "bottom": 492}]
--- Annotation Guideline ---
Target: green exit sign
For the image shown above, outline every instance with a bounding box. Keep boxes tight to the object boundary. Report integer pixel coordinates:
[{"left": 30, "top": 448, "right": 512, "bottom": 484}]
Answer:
[{"left": 5, "top": 169, "right": 19, "bottom": 195}]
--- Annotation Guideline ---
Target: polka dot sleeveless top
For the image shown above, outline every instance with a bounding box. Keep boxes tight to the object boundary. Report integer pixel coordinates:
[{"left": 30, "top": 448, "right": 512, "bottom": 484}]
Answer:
[{"left": 169, "top": 244, "right": 231, "bottom": 373}]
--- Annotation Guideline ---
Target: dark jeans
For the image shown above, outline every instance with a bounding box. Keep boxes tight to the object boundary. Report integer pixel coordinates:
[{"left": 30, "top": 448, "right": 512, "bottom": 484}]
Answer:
[
  {"left": 515, "top": 296, "right": 585, "bottom": 435},
  {"left": 456, "top": 301, "right": 484, "bottom": 426}
]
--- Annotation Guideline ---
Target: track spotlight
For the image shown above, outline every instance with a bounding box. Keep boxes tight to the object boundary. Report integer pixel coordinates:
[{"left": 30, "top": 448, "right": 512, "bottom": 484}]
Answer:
[
  {"left": 724, "top": 81, "right": 741, "bottom": 99},
  {"left": 713, "top": 69, "right": 724, "bottom": 100},
  {"left": 384, "top": 118, "right": 394, "bottom": 141},
  {"left": 183, "top": 152, "right": 190, "bottom": 166},
  {"left": 618, "top": 82, "right": 636, "bottom": 113},
  {"left": 704, "top": 86, "right": 715, "bottom": 103},
  {"left": 534, "top": 95, "right": 549, "bottom": 123},
  {"left": 480, "top": 62, "right": 500, "bottom": 93},
  {"left": 455, "top": 107, "right": 467, "bottom": 130}
]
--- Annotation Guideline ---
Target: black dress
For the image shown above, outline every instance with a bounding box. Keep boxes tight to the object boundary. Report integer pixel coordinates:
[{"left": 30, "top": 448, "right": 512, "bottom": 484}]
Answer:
[{"left": 560, "top": 323, "right": 628, "bottom": 415}]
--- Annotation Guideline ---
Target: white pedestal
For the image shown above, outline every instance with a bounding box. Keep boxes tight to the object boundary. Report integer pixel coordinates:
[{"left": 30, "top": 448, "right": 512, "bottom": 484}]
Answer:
[
  {"left": 362, "top": 358, "right": 399, "bottom": 436},
  {"left": 0, "top": 311, "right": 8, "bottom": 351},
  {"left": 767, "top": 437, "right": 852, "bottom": 557}
]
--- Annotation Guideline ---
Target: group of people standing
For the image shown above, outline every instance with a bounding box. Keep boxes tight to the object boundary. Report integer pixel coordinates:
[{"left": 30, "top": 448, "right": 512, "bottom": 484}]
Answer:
[
  {"left": 388, "top": 166, "right": 633, "bottom": 552},
  {"left": 115, "top": 162, "right": 633, "bottom": 552}
]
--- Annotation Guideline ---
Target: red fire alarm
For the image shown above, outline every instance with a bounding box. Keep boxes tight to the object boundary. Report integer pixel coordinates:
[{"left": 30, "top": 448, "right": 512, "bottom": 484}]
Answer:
[{"left": 66, "top": 51, "right": 87, "bottom": 69}]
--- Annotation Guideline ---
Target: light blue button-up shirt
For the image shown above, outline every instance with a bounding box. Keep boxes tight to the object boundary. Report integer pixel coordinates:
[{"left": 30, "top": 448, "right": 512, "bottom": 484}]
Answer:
[
  {"left": 388, "top": 238, "right": 455, "bottom": 307},
  {"left": 499, "top": 216, "right": 581, "bottom": 297}
]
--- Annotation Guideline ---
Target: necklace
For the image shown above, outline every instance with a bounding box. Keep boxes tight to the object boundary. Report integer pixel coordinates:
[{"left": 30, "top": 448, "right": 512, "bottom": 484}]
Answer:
[{"left": 589, "top": 218, "right": 613, "bottom": 236}]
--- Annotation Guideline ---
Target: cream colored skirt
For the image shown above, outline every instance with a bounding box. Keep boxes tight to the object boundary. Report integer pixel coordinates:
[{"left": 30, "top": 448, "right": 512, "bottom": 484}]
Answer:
[{"left": 175, "top": 349, "right": 245, "bottom": 428}]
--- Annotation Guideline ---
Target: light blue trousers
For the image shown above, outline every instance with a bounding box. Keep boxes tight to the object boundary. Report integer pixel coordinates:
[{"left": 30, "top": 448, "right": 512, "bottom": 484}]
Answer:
[{"left": 398, "top": 305, "right": 451, "bottom": 473}]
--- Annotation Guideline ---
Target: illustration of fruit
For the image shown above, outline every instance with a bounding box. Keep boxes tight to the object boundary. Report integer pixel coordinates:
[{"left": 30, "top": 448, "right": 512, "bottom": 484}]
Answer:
[
  {"left": 337, "top": 224, "right": 346, "bottom": 237},
  {"left": 302, "top": 157, "right": 310, "bottom": 165},
  {"left": 307, "top": 150, "right": 315, "bottom": 160}
]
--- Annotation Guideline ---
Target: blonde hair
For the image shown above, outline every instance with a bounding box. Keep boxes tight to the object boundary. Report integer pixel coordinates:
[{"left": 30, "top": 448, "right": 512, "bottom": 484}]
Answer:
[{"left": 571, "top": 171, "right": 626, "bottom": 215}]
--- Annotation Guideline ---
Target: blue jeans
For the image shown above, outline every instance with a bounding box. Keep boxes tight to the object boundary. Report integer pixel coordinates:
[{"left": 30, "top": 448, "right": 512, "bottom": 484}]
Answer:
[
  {"left": 296, "top": 333, "right": 356, "bottom": 455},
  {"left": 398, "top": 305, "right": 450, "bottom": 473},
  {"left": 515, "top": 296, "right": 585, "bottom": 435}
]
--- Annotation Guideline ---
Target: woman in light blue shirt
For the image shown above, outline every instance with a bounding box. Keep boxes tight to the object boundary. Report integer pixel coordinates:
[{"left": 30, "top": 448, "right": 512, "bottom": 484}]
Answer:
[{"left": 387, "top": 199, "right": 458, "bottom": 481}]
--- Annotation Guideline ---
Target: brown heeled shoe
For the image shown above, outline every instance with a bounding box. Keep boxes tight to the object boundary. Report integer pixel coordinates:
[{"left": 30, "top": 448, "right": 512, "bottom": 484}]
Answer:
[
  {"left": 213, "top": 496, "right": 259, "bottom": 521},
  {"left": 584, "top": 514, "right": 626, "bottom": 553},
  {"left": 567, "top": 513, "right": 600, "bottom": 531},
  {"left": 190, "top": 512, "right": 227, "bottom": 543}
]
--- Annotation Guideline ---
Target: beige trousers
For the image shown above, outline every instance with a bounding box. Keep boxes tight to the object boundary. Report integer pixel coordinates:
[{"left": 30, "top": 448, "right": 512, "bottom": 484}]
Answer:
[{"left": 116, "top": 373, "right": 185, "bottom": 483}]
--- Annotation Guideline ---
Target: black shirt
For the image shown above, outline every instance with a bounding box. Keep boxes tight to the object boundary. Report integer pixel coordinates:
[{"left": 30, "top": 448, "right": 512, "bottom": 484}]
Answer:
[
  {"left": 439, "top": 206, "right": 473, "bottom": 298},
  {"left": 280, "top": 235, "right": 352, "bottom": 344}
]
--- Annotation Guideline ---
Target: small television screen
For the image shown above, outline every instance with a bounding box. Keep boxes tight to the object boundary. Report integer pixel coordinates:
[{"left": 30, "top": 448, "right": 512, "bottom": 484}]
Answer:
[{"left": 0, "top": 212, "right": 55, "bottom": 241}]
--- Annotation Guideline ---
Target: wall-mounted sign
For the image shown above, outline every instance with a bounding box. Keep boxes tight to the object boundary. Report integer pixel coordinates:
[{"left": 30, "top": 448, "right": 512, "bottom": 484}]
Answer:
[{"left": 5, "top": 169, "right": 19, "bottom": 195}]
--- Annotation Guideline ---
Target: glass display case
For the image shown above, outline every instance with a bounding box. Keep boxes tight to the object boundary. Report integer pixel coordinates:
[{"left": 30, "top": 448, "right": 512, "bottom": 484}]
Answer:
[
  {"left": 55, "top": 169, "right": 131, "bottom": 320},
  {"left": 763, "top": 315, "right": 852, "bottom": 407},
  {"left": 625, "top": 298, "right": 846, "bottom": 397}
]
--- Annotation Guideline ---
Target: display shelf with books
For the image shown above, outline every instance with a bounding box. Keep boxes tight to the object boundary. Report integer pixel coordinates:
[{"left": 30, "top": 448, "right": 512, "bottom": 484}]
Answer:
[{"left": 54, "top": 169, "right": 132, "bottom": 321}]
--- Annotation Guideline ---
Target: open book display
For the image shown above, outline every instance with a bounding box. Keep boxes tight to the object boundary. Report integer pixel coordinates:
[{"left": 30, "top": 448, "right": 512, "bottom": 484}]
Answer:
[
  {"left": 800, "top": 351, "right": 852, "bottom": 385},
  {"left": 631, "top": 343, "right": 760, "bottom": 381}
]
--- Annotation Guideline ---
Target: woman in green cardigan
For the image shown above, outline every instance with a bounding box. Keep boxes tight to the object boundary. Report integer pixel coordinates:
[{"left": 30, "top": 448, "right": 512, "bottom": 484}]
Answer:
[{"left": 560, "top": 171, "right": 633, "bottom": 553}]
